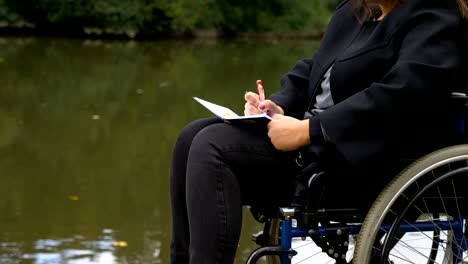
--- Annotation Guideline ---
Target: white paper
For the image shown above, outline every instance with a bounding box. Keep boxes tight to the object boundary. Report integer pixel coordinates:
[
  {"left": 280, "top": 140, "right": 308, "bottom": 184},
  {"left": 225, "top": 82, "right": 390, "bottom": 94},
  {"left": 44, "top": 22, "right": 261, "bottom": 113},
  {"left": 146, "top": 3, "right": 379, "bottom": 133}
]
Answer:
[{"left": 193, "top": 97, "right": 272, "bottom": 121}]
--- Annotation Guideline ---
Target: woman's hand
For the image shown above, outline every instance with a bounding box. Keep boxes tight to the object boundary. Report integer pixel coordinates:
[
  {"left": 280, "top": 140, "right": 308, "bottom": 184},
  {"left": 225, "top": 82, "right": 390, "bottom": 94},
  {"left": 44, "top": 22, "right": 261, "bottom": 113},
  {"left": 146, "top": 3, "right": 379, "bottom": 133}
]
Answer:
[
  {"left": 244, "top": 92, "right": 284, "bottom": 116},
  {"left": 267, "top": 114, "right": 310, "bottom": 151}
]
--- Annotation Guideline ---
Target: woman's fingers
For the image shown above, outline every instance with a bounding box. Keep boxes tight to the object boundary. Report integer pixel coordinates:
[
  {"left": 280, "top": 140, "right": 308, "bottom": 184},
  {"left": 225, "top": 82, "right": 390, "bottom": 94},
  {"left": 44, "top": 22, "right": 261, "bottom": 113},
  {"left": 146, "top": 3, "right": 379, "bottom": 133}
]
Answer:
[
  {"left": 244, "top": 102, "right": 261, "bottom": 115},
  {"left": 258, "top": 100, "right": 284, "bottom": 115},
  {"left": 244, "top": 91, "right": 260, "bottom": 106},
  {"left": 244, "top": 92, "right": 284, "bottom": 115},
  {"left": 244, "top": 92, "right": 262, "bottom": 115}
]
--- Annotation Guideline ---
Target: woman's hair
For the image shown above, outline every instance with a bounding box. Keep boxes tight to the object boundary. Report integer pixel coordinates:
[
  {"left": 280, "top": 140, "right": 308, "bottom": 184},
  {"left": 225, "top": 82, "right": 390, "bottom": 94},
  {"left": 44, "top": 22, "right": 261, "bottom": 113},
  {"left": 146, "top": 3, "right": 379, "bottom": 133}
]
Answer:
[
  {"left": 458, "top": 0, "right": 468, "bottom": 40},
  {"left": 458, "top": 0, "right": 468, "bottom": 20},
  {"left": 358, "top": 0, "right": 403, "bottom": 17},
  {"left": 356, "top": 0, "right": 468, "bottom": 38}
]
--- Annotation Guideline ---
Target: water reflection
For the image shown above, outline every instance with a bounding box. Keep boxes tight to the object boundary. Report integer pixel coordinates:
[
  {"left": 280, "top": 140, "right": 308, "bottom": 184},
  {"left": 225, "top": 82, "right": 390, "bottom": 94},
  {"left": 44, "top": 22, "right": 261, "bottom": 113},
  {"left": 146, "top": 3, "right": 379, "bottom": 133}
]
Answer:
[
  {"left": 0, "top": 37, "right": 319, "bottom": 263},
  {"left": 25, "top": 234, "right": 116, "bottom": 263}
]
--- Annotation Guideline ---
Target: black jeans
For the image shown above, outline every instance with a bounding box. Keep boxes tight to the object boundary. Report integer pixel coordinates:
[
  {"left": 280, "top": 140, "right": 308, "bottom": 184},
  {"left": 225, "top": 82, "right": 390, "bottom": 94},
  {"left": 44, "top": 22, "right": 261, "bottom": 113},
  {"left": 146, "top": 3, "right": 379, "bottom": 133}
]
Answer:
[{"left": 169, "top": 118, "right": 300, "bottom": 264}]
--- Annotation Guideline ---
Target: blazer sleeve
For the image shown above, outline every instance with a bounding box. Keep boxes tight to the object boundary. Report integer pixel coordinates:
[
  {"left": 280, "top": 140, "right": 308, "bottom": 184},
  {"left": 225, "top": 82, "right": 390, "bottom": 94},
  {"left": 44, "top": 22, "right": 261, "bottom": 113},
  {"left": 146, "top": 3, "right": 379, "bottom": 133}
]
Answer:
[
  {"left": 317, "top": 1, "right": 463, "bottom": 166},
  {"left": 269, "top": 58, "right": 313, "bottom": 119}
]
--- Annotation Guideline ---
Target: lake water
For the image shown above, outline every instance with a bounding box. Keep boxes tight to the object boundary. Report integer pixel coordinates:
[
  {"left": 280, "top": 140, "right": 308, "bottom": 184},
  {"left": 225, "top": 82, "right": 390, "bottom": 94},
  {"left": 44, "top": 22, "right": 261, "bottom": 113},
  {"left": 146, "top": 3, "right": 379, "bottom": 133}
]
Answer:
[{"left": 0, "top": 37, "right": 320, "bottom": 264}]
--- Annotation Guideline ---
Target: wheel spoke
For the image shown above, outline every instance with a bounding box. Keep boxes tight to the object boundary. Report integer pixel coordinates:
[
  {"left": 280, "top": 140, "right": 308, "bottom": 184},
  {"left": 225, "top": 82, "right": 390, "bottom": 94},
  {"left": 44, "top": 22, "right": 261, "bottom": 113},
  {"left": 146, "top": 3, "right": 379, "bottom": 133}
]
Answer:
[
  {"left": 353, "top": 146, "right": 468, "bottom": 264},
  {"left": 387, "top": 207, "right": 450, "bottom": 254},
  {"left": 372, "top": 243, "right": 417, "bottom": 263},
  {"left": 434, "top": 183, "right": 466, "bottom": 256},
  {"left": 386, "top": 232, "right": 440, "bottom": 263},
  {"left": 378, "top": 226, "right": 444, "bottom": 263},
  {"left": 400, "top": 192, "right": 451, "bottom": 244},
  {"left": 391, "top": 246, "right": 418, "bottom": 263},
  {"left": 382, "top": 172, "right": 467, "bottom": 262},
  {"left": 450, "top": 178, "right": 465, "bottom": 252}
]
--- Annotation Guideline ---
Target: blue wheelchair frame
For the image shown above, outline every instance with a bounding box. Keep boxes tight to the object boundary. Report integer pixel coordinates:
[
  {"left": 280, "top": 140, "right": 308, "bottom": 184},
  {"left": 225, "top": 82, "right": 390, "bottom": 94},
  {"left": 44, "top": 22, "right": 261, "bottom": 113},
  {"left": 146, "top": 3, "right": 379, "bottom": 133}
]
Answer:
[{"left": 247, "top": 211, "right": 467, "bottom": 264}]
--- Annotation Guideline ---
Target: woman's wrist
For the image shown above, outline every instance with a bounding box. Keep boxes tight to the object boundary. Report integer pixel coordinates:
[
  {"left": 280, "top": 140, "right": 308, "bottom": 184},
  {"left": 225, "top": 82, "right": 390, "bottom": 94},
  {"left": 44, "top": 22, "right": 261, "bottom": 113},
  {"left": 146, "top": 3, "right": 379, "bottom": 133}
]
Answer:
[{"left": 299, "top": 119, "right": 311, "bottom": 146}]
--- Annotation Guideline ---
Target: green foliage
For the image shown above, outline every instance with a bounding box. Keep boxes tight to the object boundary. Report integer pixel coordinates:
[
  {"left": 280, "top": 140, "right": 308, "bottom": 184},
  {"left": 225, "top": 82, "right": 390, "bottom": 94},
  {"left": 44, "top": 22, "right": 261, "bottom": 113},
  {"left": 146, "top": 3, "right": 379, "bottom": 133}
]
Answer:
[
  {"left": 0, "top": 0, "right": 22, "bottom": 22},
  {"left": 197, "top": 0, "right": 332, "bottom": 33},
  {"left": 0, "top": 0, "right": 334, "bottom": 36}
]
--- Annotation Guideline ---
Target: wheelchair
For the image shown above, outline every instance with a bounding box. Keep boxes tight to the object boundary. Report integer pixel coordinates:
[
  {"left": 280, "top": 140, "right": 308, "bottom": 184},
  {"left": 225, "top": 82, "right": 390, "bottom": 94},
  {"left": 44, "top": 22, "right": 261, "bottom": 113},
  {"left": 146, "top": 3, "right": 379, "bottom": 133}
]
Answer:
[{"left": 246, "top": 92, "right": 468, "bottom": 264}]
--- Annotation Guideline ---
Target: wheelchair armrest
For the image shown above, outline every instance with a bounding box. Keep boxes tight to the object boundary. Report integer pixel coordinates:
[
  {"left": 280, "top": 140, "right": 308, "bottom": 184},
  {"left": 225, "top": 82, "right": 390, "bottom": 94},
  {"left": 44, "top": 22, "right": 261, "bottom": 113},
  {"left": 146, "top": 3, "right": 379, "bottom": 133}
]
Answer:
[
  {"left": 451, "top": 92, "right": 468, "bottom": 106},
  {"left": 451, "top": 92, "right": 468, "bottom": 98}
]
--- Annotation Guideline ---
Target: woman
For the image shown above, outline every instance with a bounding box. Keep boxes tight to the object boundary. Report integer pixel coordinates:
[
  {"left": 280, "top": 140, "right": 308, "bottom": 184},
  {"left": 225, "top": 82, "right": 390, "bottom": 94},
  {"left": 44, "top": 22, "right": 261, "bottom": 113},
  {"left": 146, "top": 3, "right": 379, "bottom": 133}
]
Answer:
[{"left": 169, "top": 0, "right": 468, "bottom": 263}]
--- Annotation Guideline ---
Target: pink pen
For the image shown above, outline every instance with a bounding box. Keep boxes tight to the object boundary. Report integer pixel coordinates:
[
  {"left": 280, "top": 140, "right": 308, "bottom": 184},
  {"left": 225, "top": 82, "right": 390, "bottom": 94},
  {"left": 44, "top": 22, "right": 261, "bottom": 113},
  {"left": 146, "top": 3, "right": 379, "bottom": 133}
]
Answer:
[{"left": 256, "top": 80, "right": 265, "bottom": 102}]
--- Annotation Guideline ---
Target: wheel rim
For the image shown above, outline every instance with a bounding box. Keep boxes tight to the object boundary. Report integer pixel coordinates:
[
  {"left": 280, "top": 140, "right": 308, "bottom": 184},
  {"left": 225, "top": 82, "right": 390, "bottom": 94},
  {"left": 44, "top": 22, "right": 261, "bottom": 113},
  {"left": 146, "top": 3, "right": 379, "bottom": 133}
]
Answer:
[
  {"left": 375, "top": 165, "right": 468, "bottom": 263},
  {"left": 370, "top": 154, "right": 468, "bottom": 246},
  {"left": 354, "top": 145, "right": 468, "bottom": 264}
]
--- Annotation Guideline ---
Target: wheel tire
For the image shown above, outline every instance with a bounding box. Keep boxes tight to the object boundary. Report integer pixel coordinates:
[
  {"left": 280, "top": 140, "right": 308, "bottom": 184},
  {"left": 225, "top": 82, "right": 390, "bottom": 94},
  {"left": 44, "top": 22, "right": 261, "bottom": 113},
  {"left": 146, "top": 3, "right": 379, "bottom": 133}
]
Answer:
[{"left": 354, "top": 144, "right": 468, "bottom": 263}]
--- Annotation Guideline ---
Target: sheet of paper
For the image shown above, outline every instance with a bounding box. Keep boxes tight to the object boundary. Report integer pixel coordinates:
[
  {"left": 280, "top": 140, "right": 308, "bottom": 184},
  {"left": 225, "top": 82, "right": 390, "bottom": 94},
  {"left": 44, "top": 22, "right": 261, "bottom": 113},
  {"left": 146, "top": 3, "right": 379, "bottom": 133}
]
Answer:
[
  {"left": 193, "top": 97, "right": 240, "bottom": 118},
  {"left": 193, "top": 97, "right": 272, "bottom": 122}
]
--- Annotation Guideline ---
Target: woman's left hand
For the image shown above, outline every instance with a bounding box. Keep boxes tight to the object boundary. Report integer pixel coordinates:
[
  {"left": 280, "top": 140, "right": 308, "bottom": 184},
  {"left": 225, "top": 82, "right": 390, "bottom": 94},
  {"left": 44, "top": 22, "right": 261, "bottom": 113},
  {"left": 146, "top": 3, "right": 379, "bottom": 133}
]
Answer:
[{"left": 267, "top": 114, "right": 311, "bottom": 151}]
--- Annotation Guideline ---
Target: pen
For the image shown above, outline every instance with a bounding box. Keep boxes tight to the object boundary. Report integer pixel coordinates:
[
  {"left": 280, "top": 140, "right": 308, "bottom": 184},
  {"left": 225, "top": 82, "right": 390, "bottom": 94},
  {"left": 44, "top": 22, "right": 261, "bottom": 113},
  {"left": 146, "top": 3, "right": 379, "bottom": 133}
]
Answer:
[{"left": 256, "top": 80, "right": 265, "bottom": 102}]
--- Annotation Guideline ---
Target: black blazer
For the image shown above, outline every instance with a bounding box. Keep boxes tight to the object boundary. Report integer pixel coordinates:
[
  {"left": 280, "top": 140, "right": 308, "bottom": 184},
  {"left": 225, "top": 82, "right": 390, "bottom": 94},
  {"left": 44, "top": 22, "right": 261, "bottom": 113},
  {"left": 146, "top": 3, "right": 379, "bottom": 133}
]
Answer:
[{"left": 270, "top": 0, "right": 465, "bottom": 170}]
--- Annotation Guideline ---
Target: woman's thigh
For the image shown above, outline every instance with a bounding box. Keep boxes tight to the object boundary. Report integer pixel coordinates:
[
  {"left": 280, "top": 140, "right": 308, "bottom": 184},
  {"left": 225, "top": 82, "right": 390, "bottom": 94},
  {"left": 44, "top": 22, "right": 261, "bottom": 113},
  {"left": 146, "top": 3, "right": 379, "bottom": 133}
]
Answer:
[{"left": 188, "top": 122, "right": 299, "bottom": 207}]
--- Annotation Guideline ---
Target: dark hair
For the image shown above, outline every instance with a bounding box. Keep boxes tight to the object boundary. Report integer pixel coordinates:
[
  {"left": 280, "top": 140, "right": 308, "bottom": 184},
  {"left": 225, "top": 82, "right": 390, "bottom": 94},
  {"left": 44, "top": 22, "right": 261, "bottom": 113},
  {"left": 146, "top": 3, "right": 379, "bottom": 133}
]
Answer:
[
  {"left": 354, "top": 0, "right": 403, "bottom": 20},
  {"left": 361, "top": 0, "right": 402, "bottom": 16},
  {"left": 355, "top": 0, "right": 468, "bottom": 39},
  {"left": 458, "top": 0, "right": 468, "bottom": 18},
  {"left": 458, "top": 0, "right": 468, "bottom": 40}
]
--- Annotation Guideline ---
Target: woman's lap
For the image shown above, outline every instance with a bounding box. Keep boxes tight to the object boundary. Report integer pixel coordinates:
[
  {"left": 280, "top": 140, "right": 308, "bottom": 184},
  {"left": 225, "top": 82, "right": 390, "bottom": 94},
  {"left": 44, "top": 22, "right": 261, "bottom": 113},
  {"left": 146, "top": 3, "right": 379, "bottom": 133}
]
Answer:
[
  {"left": 170, "top": 118, "right": 402, "bottom": 264},
  {"left": 170, "top": 118, "right": 299, "bottom": 264}
]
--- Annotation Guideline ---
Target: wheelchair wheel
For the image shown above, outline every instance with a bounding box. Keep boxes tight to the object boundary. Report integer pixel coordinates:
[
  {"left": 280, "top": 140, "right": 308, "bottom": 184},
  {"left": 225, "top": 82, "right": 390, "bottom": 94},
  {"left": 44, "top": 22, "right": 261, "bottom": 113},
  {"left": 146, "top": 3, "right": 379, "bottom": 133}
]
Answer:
[{"left": 354, "top": 145, "right": 468, "bottom": 263}]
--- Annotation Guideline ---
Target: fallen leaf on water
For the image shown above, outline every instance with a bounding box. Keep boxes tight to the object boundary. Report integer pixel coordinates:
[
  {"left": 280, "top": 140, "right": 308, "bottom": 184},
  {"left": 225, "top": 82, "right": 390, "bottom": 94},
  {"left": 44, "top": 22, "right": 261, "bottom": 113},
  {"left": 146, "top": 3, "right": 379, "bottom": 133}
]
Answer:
[
  {"left": 112, "top": 241, "right": 128, "bottom": 247},
  {"left": 68, "top": 195, "right": 79, "bottom": 201}
]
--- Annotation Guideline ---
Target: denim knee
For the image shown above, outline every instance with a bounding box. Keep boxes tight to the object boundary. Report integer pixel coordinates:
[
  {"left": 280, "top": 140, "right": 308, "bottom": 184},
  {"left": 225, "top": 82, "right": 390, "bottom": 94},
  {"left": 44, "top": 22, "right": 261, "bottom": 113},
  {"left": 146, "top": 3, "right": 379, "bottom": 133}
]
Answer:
[
  {"left": 174, "top": 118, "right": 220, "bottom": 153},
  {"left": 189, "top": 123, "right": 234, "bottom": 156}
]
